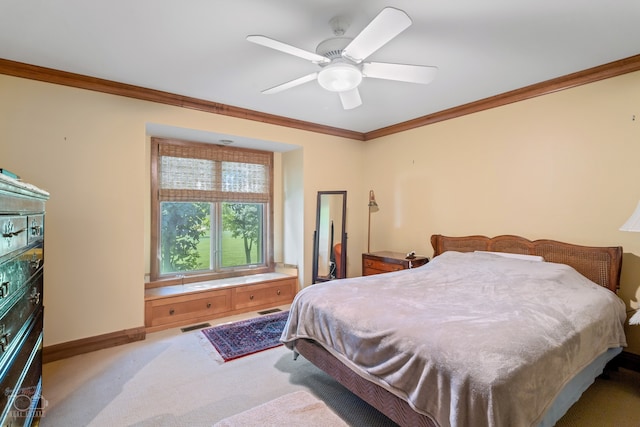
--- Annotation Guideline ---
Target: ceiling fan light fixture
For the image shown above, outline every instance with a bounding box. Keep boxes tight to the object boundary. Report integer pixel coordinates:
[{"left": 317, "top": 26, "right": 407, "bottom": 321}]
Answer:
[{"left": 317, "top": 62, "right": 362, "bottom": 92}]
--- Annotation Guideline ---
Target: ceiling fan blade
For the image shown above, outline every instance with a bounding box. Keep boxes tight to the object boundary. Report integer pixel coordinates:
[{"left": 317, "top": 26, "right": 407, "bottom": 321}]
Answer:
[
  {"left": 262, "top": 72, "right": 318, "bottom": 94},
  {"left": 362, "top": 62, "right": 438, "bottom": 84},
  {"left": 338, "top": 88, "right": 362, "bottom": 110},
  {"left": 342, "top": 7, "right": 412, "bottom": 63},
  {"left": 247, "top": 35, "right": 330, "bottom": 64}
]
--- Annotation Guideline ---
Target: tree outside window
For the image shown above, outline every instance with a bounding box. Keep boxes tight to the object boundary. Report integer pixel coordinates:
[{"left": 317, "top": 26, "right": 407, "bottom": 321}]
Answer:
[{"left": 222, "top": 202, "right": 263, "bottom": 266}]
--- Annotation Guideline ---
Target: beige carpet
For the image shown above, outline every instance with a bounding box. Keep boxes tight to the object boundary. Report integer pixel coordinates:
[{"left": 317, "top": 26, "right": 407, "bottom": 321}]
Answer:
[
  {"left": 40, "top": 305, "right": 397, "bottom": 427},
  {"left": 213, "top": 390, "right": 348, "bottom": 427},
  {"left": 555, "top": 368, "right": 640, "bottom": 427}
]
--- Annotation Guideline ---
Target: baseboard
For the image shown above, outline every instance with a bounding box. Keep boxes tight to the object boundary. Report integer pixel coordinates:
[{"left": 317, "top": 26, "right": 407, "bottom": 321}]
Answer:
[
  {"left": 610, "top": 350, "right": 640, "bottom": 373},
  {"left": 43, "top": 326, "right": 146, "bottom": 363}
]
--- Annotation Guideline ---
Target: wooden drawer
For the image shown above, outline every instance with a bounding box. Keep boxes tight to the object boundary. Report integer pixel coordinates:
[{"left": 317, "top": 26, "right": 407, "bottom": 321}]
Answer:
[
  {"left": 233, "top": 278, "right": 296, "bottom": 310},
  {"left": 363, "top": 258, "right": 404, "bottom": 273},
  {"left": 363, "top": 267, "right": 390, "bottom": 275},
  {"left": 362, "top": 252, "right": 429, "bottom": 276},
  {"left": 144, "top": 274, "right": 299, "bottom": 332},
  {"left": 146, "top": 288, "right": 232, "bottom": 327}
]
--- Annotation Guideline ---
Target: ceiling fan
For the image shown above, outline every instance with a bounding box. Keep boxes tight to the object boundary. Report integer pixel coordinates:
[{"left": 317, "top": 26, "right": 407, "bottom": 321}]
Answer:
[{"left": 247, "top": 7, "right": 438, "bottom": 110}]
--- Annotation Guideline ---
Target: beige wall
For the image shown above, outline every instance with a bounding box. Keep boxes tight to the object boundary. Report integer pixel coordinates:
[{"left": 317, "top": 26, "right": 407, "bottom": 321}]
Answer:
[
  {"left": 2, "top": 69, "right": 640, "bottom": 355},
  {"left": 0, "top": 74, "right": 365, "bottom": 346},
  {"left": 363, "top": 70, "right": 640, "bottom": 353}
]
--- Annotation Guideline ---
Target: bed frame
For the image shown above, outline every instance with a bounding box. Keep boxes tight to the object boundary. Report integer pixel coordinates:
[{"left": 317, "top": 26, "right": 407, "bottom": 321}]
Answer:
[
  {"left": 431, "top": 234, "right": 622, "bottom": 292},
  {"left": 294, "top": 234, "right": 623, "bottom": 427}
]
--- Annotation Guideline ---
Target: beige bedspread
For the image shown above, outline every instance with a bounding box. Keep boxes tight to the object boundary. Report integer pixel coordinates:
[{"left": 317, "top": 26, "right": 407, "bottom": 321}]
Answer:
[{"left": 281, "top": 251, "right": 627, "bottom": 427}]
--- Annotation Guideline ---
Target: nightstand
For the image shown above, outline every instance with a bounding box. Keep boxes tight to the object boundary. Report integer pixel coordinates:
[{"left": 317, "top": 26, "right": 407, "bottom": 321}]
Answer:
[{"left": 362, "top": 251, "right": 429, "bottom": 276}]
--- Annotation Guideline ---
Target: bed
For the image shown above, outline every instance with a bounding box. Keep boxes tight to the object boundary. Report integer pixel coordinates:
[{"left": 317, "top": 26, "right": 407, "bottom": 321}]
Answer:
[{"left": 281, "top": 235, "right": 628, "bottom": 427}]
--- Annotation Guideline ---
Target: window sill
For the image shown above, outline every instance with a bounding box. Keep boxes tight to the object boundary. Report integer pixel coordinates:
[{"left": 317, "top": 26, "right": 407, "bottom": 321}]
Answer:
[{"left": 144, "top": 271, "right": 295, "bottom": 299}]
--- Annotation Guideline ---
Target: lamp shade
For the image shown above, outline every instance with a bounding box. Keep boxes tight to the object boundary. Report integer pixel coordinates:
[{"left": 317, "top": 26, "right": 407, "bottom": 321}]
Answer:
[
  {"left": 368, "top": 190, "right": 378, "bottom": 209},
  {"left": 619, "top": 201, "right": 640, "bottom": 232}
]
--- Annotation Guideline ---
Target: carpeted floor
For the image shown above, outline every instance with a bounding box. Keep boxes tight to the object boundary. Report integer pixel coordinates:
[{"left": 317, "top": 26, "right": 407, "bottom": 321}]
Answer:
[
  {"left": 554, "top": 368, "right": 640, "bottom": 427},
  {"left": 41, "top": 306, "right": 640, "bottom": 426}
]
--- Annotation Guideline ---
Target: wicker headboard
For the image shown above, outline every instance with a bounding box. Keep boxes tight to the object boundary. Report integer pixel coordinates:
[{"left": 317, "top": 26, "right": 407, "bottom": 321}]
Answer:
[{"left": 430, "top": 234, "right": 623, "bottom": 292}]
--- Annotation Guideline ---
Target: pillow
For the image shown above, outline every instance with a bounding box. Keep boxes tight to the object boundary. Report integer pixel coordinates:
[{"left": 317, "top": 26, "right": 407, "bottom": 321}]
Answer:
[{"left": 474, "top": 251, "right": 545, "bottom": 262}]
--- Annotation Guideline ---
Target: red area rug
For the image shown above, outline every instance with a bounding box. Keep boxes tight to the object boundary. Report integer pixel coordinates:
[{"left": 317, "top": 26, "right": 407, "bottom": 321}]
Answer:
[{"left": 201, "top": 311, "right": 289, "bottom": 361}]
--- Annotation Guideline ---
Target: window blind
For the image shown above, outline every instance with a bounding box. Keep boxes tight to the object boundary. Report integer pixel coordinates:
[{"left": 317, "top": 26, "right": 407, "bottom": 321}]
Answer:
[{"left": 157, "top": 140, "right": 272, "bottom": 203}]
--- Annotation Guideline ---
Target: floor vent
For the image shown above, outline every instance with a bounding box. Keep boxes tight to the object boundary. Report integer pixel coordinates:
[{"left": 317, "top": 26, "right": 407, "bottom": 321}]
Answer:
[
  {"left": 258, "top": 308, "right": 282, "bottom": 315},
  {"left": 181, "top": 323, "right": 211, "bottom": 332}
]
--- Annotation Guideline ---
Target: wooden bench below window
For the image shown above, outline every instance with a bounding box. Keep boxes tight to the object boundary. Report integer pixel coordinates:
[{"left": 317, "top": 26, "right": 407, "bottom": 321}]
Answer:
[{"left": 144, "top": 272, "right": 298, "bottom": 332}]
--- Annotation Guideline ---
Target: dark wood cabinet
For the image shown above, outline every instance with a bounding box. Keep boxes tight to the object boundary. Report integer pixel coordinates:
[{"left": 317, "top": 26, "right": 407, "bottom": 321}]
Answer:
[
  {"left": 362, "top": 251, "right": 428, "bottom": 276},
  {"left": 0, "top": 174, "right": 48, "bottom": 424}
]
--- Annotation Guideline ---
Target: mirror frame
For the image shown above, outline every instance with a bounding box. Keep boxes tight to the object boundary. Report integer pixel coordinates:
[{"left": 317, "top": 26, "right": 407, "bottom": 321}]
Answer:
[{"left": 312, "top": 191, "right": 347, "bottom": 284}]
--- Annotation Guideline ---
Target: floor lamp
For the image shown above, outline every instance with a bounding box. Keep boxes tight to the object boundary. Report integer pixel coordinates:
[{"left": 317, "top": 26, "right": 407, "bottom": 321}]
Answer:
[
  {"left": 367, "top": 190, "right": 379, "bottom": 253},
  {"left": 619, "top": 201, "right": 640, "bottom": 325}
]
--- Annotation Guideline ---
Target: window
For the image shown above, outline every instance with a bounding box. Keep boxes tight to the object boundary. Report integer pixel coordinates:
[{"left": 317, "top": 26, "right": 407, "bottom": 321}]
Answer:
[{"left": 150, "top": 138, "right": 273, "bottom": 282}]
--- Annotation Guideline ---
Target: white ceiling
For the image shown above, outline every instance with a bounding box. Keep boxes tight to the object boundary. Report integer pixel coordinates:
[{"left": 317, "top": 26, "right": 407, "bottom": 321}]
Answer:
[{"left": 1, "top": 0, "right": 640, "bottom": 134}]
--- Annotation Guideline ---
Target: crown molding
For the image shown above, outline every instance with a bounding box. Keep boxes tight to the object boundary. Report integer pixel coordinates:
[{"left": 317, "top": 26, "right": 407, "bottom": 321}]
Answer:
[
  {"left": 2, "top": 54, "right": 639, "bottom": 142},
  {"left": 0, "top": 58, "right": 364, "bottom": 141},
  {"left": 365, "top": 54, "right": 640, "bottom": 140}
]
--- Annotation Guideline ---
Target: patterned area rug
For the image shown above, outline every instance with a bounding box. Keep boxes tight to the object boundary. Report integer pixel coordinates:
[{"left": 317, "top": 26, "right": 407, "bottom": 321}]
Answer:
[{"left": 201, "top": 311, "right": 289, "bottom": 361}]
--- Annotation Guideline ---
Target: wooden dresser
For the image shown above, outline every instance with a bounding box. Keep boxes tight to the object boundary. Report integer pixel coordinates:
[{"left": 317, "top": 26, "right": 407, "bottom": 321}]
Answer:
[
  {"left": 0, "top": 174, "right": 48, "bottom": 424},
  {"left": 362, "top": 251, "right": 429, "bottom": 276}
]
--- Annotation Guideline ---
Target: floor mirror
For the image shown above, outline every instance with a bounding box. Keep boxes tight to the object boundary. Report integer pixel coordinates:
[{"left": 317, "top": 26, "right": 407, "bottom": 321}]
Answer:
[{"left": 312, "top": 191, "right": 347, "bottom": 283}]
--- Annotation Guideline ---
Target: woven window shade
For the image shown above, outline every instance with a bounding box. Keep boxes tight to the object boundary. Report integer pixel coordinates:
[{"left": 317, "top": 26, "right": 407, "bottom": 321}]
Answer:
[{"left": 158, "top": 140, "right": 272, "bottom": 203}]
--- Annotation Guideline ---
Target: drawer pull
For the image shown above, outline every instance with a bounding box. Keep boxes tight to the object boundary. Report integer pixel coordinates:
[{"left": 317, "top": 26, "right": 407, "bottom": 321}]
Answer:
[
  {"left": 29, "top": 287, "right": 41, "bottom": 305},
  {"left": 277, "top": 289, "right": 281, "bottom": 296},
  {"left": 2, "top": 228, "right": 25, "bottom": 238},
  {"left": 249, "top": 295, "right": 254, "bottom": 300},
  {"left": 31, "top": 220, "right": 42, "bottom": 236},
  {"left": 206, "top": 302, "right": 212, "bottom": 308},
  {"left": 0, "top": 277, "right": 8, "bottom": 298},
  {"left": 169, "top": 309, "right": 175, "bottom": 315},
  {"left": 2, "top": 220, "right": 26, "bottom": 247},
  {"left": 30, "top": 254, "right": 42, "bottom": 270},
  {"left": 0, "top": 325, "right": 10, "bottom": 353},
  {"left": 2, "top": 220, "right": 25, "bottom": 238}
]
